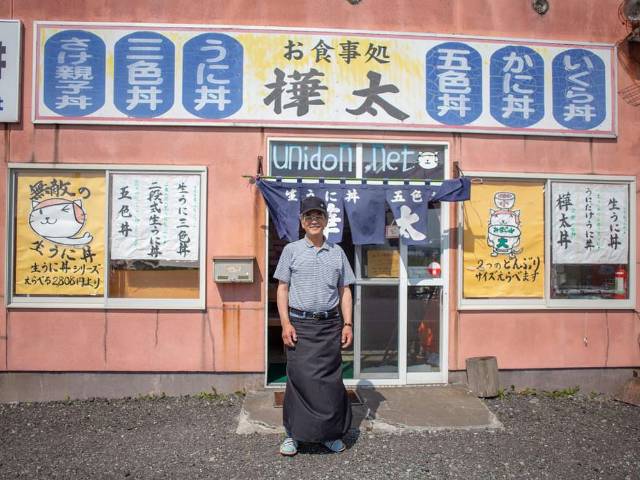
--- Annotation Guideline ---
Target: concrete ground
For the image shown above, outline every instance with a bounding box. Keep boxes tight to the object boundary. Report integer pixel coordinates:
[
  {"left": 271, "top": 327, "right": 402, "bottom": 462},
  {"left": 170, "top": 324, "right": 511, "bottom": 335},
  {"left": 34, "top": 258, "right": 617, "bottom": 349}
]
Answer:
[
  {"left": 237, "top": 385, "right": 502, "bottom": 435},
  {"left": 1, "top": 390, "right": 638, "bottom": 478}
]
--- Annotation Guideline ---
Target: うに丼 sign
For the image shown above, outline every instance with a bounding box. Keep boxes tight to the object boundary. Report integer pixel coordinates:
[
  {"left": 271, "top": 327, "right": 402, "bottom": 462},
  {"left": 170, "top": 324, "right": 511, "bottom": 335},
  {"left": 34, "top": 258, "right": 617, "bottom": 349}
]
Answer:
[{"left": 33, "top": 22, "right": 616, "bottom": 137}]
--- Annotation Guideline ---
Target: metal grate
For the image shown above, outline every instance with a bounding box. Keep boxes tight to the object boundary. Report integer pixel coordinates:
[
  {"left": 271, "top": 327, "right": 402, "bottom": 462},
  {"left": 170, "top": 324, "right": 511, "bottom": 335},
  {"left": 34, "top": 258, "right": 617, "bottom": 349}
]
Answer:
[{"left": 273, "top": 389, "right": 363, "bottom": 408}]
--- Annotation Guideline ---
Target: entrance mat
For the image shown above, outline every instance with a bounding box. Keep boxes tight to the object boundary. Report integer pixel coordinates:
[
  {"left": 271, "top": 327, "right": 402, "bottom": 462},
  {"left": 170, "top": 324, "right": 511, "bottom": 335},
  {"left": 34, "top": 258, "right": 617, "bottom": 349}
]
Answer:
[
  {"left": 267, "top": 361, "right": 354, "bottom": 384},
  {"left": 273, "top": 389, "right": 362, "bottom": 408}
]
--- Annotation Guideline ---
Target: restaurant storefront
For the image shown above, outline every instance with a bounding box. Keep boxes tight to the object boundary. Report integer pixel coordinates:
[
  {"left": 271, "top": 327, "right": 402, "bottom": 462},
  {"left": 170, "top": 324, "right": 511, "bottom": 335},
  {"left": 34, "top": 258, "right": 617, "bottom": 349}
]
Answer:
[{"left": 1, "top": 1, "right": 639, "bottom": 401}]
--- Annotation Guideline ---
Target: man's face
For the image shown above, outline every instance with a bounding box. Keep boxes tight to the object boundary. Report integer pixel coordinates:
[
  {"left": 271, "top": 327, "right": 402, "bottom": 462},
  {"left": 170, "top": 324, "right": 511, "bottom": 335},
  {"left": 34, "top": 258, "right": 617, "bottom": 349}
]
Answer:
[{"left": 301, "top": 209, "right": 327, "bottom": 235}]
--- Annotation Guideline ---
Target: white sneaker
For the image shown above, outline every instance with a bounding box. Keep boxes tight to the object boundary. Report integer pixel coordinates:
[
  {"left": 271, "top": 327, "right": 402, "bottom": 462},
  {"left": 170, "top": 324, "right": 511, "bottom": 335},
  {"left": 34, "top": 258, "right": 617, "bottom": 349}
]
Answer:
[{"left": 280, "top": 437, "right": 298, "bottom": 456}]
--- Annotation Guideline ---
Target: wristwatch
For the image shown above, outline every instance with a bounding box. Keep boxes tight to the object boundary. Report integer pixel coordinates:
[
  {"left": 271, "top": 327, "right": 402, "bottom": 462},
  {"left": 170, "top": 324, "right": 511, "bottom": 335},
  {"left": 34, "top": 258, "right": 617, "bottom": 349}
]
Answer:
[{"left": 343, "top": 323, "right": 353, "bottom": 328}]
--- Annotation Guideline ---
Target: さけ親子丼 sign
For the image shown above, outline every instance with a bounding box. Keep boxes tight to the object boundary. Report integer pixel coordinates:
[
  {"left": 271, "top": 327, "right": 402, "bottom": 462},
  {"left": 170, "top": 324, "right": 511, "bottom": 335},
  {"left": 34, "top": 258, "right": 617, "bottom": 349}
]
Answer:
[{"left": 34, "top": 22, "right": 616, "bottom": 137}]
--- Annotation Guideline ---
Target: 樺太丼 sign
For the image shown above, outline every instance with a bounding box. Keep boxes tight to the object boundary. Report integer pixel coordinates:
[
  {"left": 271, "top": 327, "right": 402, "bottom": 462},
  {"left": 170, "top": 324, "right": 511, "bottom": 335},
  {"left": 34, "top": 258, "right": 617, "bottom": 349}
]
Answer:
[{"left": 33, "top": 22, "right": 617, "bottom": 137}]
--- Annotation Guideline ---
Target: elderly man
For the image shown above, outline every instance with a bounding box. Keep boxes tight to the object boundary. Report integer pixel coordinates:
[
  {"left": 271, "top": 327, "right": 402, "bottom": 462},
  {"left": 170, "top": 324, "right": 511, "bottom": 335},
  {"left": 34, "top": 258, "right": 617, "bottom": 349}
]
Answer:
[{"left": 274, "top": 195, "right": 355, "bottom": 456}]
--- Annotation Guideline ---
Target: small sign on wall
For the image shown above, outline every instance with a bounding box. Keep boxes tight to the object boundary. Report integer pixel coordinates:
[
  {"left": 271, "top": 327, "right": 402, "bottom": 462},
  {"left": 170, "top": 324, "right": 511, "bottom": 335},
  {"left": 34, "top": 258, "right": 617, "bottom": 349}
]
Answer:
[
  {"left": 212, "top": 257, "right": 255, "bottom": 283},
  {"left": 0, "top": 20, "right": 21, "bottom": 123}
]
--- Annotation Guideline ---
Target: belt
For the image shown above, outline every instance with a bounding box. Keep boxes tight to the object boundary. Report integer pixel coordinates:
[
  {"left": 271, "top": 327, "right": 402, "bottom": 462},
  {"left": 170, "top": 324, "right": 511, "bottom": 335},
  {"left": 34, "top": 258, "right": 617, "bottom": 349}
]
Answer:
[{"left": 289, "top": 307, "right": 340, "bottom": 320}]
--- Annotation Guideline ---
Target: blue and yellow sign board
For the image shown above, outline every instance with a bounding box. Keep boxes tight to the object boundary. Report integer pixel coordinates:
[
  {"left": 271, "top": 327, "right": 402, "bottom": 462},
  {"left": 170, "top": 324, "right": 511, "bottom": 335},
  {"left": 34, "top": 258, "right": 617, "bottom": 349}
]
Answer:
[{"left": 34, "top": 22, "right": 616, "bottom": 137}]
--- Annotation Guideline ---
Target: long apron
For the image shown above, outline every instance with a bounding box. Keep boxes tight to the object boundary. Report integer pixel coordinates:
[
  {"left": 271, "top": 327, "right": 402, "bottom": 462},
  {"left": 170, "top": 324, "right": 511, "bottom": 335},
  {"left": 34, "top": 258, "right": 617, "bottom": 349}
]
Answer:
[{"left": 283, "top": 315, "right": 352, "bottom": 442}]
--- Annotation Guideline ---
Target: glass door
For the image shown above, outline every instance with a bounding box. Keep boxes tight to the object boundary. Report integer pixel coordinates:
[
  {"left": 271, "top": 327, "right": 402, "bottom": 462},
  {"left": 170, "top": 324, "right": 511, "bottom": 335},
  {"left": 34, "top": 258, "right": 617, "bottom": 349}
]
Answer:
[
  {"left": 353, "top": 205, "right": 401, "bottom": 379},
  {"left": 353, "top": 201, "right": 447, "bottom": 385}
]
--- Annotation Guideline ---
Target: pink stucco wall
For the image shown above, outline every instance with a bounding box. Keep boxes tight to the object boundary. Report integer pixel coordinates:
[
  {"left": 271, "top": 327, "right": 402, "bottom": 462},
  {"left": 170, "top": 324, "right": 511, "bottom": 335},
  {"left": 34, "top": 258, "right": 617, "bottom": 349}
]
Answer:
[{"left": 1, "top": 0, "right": 639, "bottom": 374}]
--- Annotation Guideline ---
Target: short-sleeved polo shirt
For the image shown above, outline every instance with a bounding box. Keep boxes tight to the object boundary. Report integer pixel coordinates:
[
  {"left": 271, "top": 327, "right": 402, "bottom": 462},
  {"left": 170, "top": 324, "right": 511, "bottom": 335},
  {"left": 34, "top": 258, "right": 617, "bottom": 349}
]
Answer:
[{"left": 274, "top": 237, "right": 356, "bottom": 312}]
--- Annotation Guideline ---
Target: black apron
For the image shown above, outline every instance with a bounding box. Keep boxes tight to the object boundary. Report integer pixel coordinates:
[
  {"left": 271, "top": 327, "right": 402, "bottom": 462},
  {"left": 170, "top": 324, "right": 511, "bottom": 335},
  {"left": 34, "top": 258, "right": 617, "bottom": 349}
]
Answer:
[{"left": 283, "top": 315, "right": 352, "bottom": 442}]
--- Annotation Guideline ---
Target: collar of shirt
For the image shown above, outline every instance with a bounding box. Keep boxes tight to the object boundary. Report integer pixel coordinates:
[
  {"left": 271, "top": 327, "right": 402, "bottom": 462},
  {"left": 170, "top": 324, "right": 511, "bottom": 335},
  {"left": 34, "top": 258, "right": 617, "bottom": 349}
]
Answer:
[{"left": 303, "top": 236, "right": 329, "bottom": 251}]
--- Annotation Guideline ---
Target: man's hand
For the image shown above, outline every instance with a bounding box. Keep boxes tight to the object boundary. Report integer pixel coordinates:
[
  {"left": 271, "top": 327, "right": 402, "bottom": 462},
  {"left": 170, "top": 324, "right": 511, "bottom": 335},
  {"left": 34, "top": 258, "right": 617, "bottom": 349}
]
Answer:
[
  {"left": 276, "top": 281, "right": 297, "bottom": 347},
  {"left": 341, "top": 325, "right": 353, "bottom": 349},
  {"left": 282, "top": 322, "right": 298, "bottom": 348},
  {"left": 339, "top": 286, "right": 353, "bottom": 349}
]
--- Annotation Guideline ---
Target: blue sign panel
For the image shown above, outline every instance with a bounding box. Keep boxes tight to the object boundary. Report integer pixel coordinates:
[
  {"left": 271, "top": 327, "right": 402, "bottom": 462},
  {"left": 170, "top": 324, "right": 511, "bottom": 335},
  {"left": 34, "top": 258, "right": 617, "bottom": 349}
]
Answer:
[
  {"left": 552, "top": 49, "right": 606, "bottom": 131},
  {"left": 114, "top": 32, "right": 175, "bottom": 118},
  {"left": 182, "top": 33, "right": 243, "bottom": 119},
  {"left": 43, "top": 30, "right": 105, "bottom": 116},
  {"left": 426, "top": 42, "right": 482, "bottom": 125},
  {"left": 490, "top": 46, "right": 544, "bottom": 128}
]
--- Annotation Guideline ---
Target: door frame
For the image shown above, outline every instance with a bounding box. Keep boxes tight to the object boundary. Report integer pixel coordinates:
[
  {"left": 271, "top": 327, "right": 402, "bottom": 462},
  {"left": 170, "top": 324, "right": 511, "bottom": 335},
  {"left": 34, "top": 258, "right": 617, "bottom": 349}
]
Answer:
[
  {"left": 263, "top": 137, "right": 451, "bottom": 388},
  {"left": 348, "top": 208, "right": 449, "bottom": 387}
]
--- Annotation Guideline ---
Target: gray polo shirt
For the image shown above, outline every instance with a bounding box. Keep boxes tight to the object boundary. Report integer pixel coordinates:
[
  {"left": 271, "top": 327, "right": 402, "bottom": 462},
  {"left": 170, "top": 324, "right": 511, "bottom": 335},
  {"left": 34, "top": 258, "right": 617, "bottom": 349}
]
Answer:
[{"left": 274, "top": 237, "right": 356, "bottom": 312}]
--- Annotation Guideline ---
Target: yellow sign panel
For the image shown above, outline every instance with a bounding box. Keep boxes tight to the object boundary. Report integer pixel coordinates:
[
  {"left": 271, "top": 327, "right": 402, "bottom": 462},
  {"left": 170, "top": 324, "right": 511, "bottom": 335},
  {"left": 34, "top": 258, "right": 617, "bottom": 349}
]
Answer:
[
  {"left": 463, "top": 182, "right": 544, "bottom": 298},
  {"left": 367, "top": 249, "right": 400, "bottom": 278},
  {"left": 14, "top": 172, "right": 105, "bottom": 296}
]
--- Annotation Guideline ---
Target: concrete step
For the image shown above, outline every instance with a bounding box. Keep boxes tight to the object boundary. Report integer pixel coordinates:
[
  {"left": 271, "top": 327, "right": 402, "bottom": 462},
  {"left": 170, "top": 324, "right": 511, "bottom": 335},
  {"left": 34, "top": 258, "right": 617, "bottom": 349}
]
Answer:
[{"left": 237, "top": 385, "right": 502, "bottom": 435}]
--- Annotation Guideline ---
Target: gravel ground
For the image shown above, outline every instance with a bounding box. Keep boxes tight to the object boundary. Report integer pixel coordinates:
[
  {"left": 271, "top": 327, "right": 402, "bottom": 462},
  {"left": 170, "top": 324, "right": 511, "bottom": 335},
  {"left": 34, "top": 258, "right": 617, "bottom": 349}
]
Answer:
[{"left": 0, "top": 392, "right": 639, "bottom": 479}]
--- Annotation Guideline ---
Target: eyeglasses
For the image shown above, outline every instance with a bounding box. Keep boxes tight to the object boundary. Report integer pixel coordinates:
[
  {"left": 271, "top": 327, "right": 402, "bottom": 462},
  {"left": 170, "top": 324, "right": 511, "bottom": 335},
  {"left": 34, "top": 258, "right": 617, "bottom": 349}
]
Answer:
[{"left": 303, "top": 214, "right": 326, "bottom": 222}]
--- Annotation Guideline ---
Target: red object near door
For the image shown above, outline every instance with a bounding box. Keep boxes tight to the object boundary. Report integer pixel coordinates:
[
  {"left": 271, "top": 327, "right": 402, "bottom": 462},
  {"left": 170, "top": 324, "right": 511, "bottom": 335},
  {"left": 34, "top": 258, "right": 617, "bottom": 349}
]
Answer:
[
  {"left": 613, "top": 265, "right": 627, "bottom": 299},
  {"left": 427, "top": 261, "right": 441, "bottom": 277}
]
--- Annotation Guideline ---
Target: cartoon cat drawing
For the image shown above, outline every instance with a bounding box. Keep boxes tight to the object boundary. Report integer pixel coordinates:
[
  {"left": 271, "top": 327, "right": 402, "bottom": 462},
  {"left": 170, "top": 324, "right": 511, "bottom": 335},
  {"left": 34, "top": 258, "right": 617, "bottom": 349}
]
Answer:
[
  {"left": 487, "top": 192, "right": 522, "bottom": 257},
  {"left": 417, "top": 151, "right": 439, "bottom": 170},
  {"left": 29, "top": 198, "right": 93, "bottom": 246}
]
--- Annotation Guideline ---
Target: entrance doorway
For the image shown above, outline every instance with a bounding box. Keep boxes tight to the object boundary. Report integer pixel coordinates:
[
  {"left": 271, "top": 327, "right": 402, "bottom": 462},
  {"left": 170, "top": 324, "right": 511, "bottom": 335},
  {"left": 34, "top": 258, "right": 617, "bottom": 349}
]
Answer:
[{"left": 264, "top": 139, "right": 449, "bottom": 386}]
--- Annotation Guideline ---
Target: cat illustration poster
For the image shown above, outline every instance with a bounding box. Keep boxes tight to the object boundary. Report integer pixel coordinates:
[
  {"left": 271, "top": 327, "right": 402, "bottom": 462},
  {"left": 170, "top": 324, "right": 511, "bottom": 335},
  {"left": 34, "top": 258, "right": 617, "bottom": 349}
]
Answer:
[
  {"left": 14, "top": 173, "right": 105, "bottom": 296},
  {"left": 463, "top": 182, "right": 545, "bottom": 299},
  {"left": 29, "top": 198, "right": 93, "bottom": 245}
]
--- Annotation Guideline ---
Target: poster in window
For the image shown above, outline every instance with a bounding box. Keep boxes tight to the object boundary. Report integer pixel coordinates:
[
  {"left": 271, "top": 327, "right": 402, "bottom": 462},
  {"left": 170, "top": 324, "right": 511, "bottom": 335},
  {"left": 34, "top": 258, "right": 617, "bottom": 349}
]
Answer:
[
  {"left": 14, "top": 172, "right": 105, "bottom": 295},
  {"left": 110, "top": 174, "right": 200, "bottom": 261},
  {"left": 463, "top": 182, "right": 544, "bottom": 298},
  {"left": 551, "top": 183, "right": 628, "bottom": 264},
  {"left": 366, "top": 249, "right": 400, "bottom": 278}
]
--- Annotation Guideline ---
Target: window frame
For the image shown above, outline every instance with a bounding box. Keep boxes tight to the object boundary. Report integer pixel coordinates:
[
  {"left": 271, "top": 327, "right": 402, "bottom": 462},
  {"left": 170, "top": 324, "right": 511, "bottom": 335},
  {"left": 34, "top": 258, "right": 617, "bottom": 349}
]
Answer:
[
  {"left": 6, "top": 163, "right": 207, "bottom": 310},
  {"left": 457, "top": 171, "right": 636, "bottom": 310}
]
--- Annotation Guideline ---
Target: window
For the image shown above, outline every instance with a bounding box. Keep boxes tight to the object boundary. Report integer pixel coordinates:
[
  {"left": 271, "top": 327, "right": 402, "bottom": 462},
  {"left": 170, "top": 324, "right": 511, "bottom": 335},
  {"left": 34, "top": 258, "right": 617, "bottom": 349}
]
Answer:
[
  {"left": 459, "top": 173, "right": 635, "bottom": 309},
  {"left": 550, "top": 182, "right": 630, "bottom": 301},
  {"left": 7, "top": 165, "right": 206, "bottom": 309}
]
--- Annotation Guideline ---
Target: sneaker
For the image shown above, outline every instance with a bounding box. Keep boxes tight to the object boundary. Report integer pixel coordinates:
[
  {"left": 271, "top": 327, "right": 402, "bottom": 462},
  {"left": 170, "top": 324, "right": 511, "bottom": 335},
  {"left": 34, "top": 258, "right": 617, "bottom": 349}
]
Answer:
[
  {"left": 323, "top": 439, "right": 346, "bottom": 453},
  {"left": 280, "top": 437, "right": 298, "bottom": 456}
]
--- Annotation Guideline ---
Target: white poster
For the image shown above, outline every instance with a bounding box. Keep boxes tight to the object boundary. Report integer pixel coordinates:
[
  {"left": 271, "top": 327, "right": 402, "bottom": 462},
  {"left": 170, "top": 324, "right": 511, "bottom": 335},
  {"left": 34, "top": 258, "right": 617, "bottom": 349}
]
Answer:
[
  {"left": 0, "top": 20, "right": 21, "bottom": 122},
  {"left": 552, "top": 183, "right": 628, "bottom": 264},
  {"left": 110, "top": 174, "right": 200, "bottom": 261}
]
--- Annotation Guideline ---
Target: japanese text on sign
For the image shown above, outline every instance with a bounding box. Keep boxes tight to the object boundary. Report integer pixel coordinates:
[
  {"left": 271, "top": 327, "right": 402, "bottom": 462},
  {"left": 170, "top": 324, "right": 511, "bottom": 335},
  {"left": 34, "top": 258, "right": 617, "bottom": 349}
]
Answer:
[
  {"left": 34, "top": 22, "right": 615, "bottom": 137},
  {"left": 14, "top": 173, "right": 105, "bottom": 296},
  {"left": 110, "top": 174, "right": 200, "bottom": 261},
  {"left": 551, "top": 183, "right": 628, "bottom": 264},
  {"left": 463, "top": 182, "right": 545, "bottom": 298}
]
